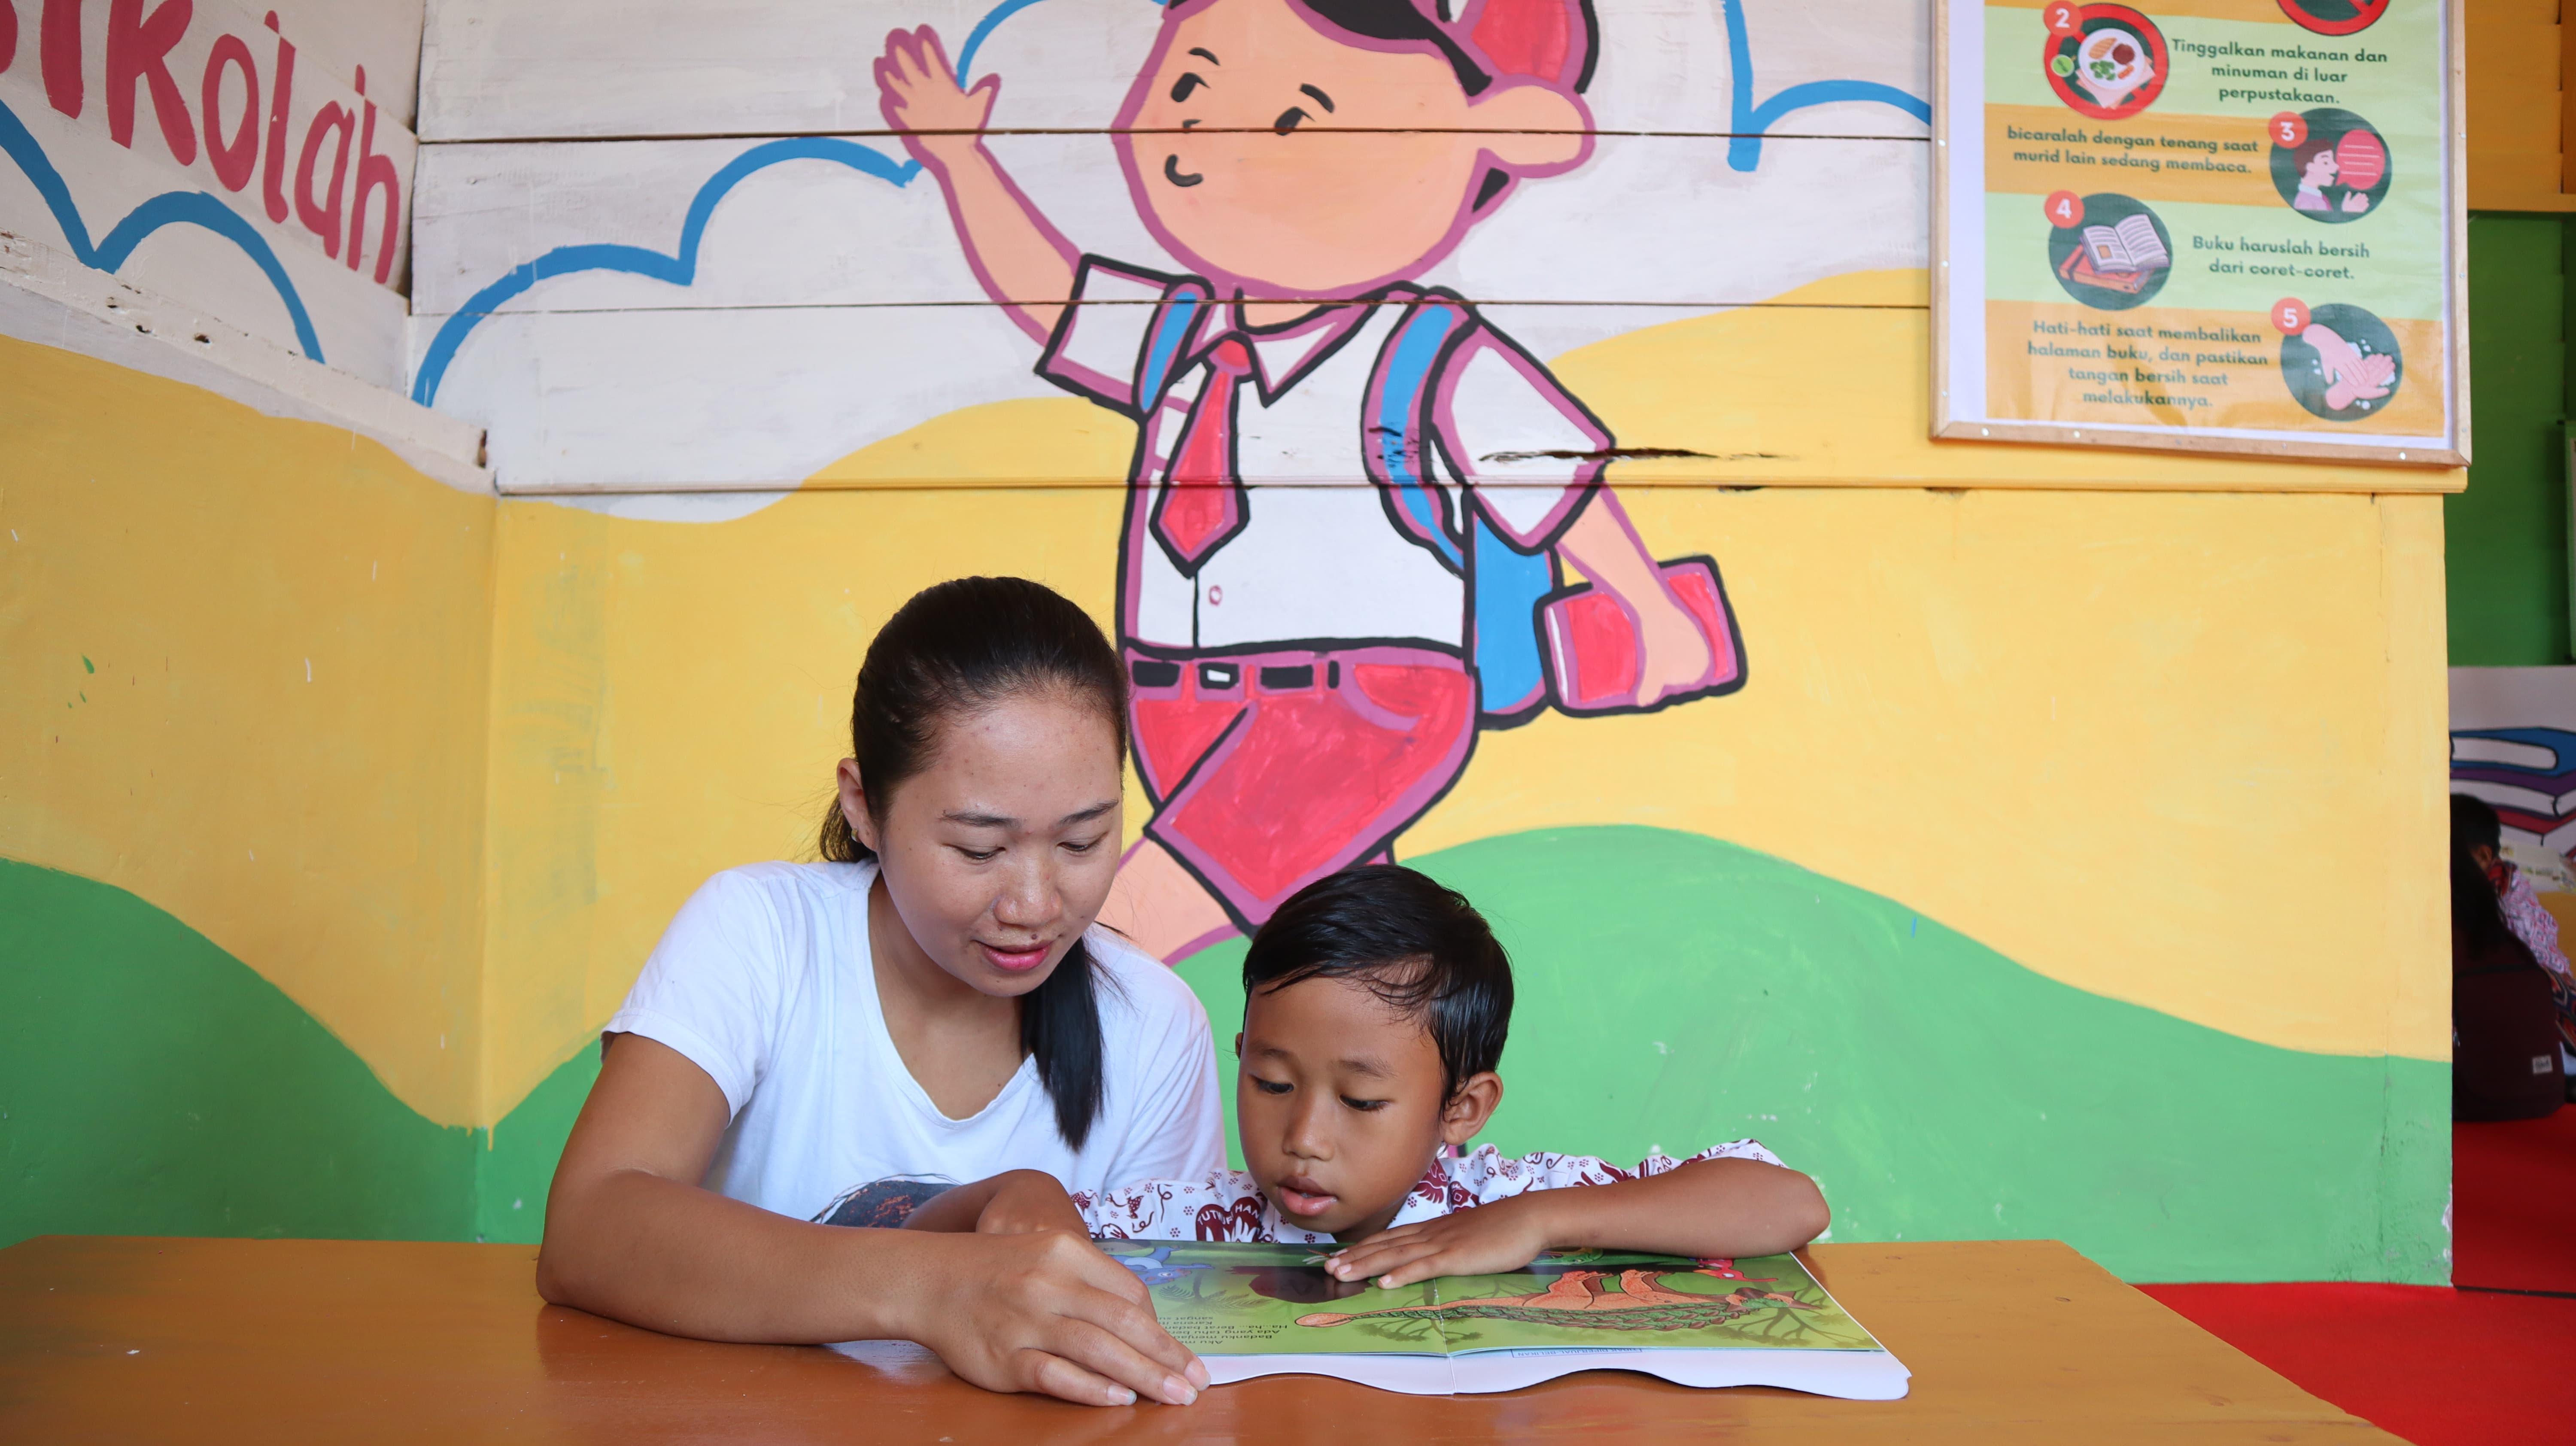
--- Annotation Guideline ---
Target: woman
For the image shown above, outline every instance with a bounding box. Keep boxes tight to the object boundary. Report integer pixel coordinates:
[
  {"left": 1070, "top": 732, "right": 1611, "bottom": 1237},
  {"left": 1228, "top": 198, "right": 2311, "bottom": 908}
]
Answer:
[{"left": 539, "top": 577, "right": 1224, "bottom": 1407}]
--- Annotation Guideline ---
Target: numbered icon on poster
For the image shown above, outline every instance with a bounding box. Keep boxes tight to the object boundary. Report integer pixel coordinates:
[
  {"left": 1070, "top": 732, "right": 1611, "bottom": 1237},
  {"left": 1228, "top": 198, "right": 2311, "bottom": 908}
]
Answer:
[
  {"left": 2275, "top": 0, "right": 2388, "bottom": 36},
  {"left": 2271, "top": 297, "right": 2311, "bottom": 334},
  {"left": 2044, "top": 190, "right": 2085, "bottom": 228},
  {"left": 2280, "top": 303, "right": 2403, "bottom": 420},
  {"left": 2043, "top": 4, "right": 2169, "bottom": 120},
  {"left": 2268, "top": 108, "right": 2391, "bottom": 222},
  {"left": 2047, "top": 193, "right": 2174, "bottom": 311}
]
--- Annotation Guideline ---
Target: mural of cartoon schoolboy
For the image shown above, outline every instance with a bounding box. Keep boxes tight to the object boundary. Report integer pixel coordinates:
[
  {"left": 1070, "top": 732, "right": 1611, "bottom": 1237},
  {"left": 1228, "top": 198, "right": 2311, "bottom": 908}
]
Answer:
[{"left": 877, "top": 0, "right": 1736, "bottom": 960}]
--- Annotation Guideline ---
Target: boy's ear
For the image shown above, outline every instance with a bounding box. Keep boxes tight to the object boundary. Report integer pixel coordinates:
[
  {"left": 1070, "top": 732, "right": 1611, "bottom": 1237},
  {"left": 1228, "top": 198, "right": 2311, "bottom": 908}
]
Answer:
[
  {"left": 1464, "top": 81, "right": 1589, "bottom": 173},
  {"left": 1233, "top": 1031, "right": 1245, "bottom": 1059},
  {"left": 1439, "top": 1071, "right": 1505, "bottom": 1146}
]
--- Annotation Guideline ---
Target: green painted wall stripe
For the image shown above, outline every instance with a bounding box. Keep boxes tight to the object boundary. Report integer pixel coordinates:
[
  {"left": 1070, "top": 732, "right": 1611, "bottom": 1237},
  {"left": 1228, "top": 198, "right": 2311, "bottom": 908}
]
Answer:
[
  {"left": 2450, "top": 215, "right": 2570, "bottom": 666},
  {"left": 1179, "top": 827, "right": 2448, "bottom": 1285},
  {"left": 0, "top": 858, "right": 604, "bottom": 1249},
  {"left": 4, "top": 832, "right": 2448, "bottom": 1284},
  {"left": 476, "top": 1048, "right": 601, "bottom": 1246},
  {"left": 0, "top": 859, "right": 475, "bottom": 1245}
]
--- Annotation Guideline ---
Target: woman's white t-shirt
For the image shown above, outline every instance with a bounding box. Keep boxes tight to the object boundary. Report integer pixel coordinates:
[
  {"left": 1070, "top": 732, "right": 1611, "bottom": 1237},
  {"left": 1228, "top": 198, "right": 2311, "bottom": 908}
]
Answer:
[{"left": 604, "top": 860, "right": 1226, "bottom": 1224}]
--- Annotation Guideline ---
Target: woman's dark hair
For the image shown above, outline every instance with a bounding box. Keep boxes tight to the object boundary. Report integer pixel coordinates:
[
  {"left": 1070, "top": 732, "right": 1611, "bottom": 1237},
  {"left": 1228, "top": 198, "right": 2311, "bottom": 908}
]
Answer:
[
  {"left": 1241, "top": 865, "right": 1513, "bottom": 1100},
  {"left": 819, "top": 576, "right": 1130, "bottom": 1147},
  {"left": 2449, "top": 793, "right": 2531, "bottom": 969}
]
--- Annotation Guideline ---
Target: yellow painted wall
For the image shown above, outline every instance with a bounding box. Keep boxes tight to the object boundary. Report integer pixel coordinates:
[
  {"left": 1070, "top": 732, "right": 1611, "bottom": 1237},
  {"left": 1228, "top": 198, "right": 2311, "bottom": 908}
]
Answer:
[
  {"left": 474, "top": 273, "right": 2451, "bottom": 1121},
  {"left": 2465, "top": 0, "right": 2574, "bottom": 213},
  {"left": 0, "top": 332, "right": 496, "bottom": 1126},
  {"left": 1, "top": 270, "right": 2452, "bottom": 1132}
]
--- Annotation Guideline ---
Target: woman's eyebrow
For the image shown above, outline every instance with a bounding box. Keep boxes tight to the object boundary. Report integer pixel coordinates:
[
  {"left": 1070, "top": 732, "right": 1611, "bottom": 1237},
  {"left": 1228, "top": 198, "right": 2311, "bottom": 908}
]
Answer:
[
  {"left": 1299, "top": 84, "right": 1334, "bottom": 112},
  {"left": 936, "top": 800, "right": 1117, "bottom": 829},
  {"left": 1189, "top": 47, "right": 1221, "bottom": 64}
]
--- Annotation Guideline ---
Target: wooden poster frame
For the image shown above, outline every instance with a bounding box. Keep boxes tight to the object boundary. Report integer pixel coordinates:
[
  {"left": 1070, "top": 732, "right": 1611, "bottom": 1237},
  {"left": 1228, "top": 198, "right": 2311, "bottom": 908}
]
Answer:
[{"left": 1931, "top": 0, "right": 2470, "bottom": 467}]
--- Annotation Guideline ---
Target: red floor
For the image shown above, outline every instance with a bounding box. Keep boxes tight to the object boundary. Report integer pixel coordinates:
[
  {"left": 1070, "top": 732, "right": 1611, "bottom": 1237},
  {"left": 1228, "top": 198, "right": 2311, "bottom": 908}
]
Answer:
[{"left": 2141, "top": 1108, "right": 2576, "bottom": 1446}]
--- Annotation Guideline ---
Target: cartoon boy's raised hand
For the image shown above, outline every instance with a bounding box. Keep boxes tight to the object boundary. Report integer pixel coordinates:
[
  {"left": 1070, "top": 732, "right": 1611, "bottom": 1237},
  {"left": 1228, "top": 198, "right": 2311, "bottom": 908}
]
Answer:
[
  {"left": 875, "top": 26, "right": 1079, "bottom": 342},
  {"left": 875, "top": 27, "right": 994, "bottom": 167}
]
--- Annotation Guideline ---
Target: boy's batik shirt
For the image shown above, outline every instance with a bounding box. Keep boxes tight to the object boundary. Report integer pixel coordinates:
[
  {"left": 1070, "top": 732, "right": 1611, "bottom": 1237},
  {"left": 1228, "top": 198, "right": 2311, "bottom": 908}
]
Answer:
[
  {"left": 2500, "top": 866, "right": 2573, "bottom": 980},
  {"left": 1072, "top": 1140, "right": 1786, "bottom": 1245}
]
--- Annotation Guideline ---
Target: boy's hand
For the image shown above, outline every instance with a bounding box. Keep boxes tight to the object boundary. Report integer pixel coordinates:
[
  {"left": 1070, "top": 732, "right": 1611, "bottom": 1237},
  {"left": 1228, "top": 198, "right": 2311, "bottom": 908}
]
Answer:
[
  {"left": 976, "top": 1169, "right": 1089, "bottom": 1236},
  {"left": 874, "top": 25, "right": 998, "bottom": 170},
  {"left": 1322, "top": 1195, "right": 1555, "bottom": 1290}
]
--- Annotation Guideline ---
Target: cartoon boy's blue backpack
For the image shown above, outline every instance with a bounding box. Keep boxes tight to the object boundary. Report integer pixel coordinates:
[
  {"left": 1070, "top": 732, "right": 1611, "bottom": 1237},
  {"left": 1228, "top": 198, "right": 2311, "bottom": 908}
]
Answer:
[{"left": 1361, "top": 292, "right": 1749, "bottom": 727}]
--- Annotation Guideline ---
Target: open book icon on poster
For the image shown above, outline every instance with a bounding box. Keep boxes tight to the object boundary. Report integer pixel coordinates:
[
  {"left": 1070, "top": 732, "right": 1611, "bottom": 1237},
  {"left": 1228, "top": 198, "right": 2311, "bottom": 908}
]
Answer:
[
  {"left": 2057, "top": 214, "right": 2170, "bottom": 294},
  {"left": 1538, "top": 555, "right": 1746, "bottom": 716},
  {"left": 1106, "top": 1242, "right": 1909, "bottom": 1397}
]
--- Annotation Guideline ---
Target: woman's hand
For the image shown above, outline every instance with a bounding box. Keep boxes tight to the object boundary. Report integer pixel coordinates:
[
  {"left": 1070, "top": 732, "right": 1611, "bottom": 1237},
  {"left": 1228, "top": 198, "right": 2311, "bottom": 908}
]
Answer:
[
  {"left": 1323, "top": 1194, "right": 1553, "bottom": 1290},
  {"left": 909, "top": 1230, "right": 1210, "bottom": 1407}
]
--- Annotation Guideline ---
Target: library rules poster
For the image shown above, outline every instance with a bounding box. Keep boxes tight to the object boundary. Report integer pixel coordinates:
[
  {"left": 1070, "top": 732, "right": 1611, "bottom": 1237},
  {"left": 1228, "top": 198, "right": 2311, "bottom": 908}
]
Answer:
[{"left": 1935, "top": 0, "right": 2463, "bottom": 462}]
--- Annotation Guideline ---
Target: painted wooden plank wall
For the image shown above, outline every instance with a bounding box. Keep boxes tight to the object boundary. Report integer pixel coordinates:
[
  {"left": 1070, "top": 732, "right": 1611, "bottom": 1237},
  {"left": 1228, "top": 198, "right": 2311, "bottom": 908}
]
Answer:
[
  {"left": 0, "top": 0, "right": 427, "bottom": 390},
  {"left": 417, "top": 0, "right": 1932, "bottom": 141},
  {"left": 410, "top": 0, "right": 1941, "bottom": 492}
]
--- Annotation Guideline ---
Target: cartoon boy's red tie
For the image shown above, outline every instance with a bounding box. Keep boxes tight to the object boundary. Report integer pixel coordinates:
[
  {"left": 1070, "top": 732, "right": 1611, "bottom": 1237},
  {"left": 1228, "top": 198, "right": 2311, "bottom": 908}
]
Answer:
[{"left": 1154, "top": 335, "right": 1255, "bottom": 575}]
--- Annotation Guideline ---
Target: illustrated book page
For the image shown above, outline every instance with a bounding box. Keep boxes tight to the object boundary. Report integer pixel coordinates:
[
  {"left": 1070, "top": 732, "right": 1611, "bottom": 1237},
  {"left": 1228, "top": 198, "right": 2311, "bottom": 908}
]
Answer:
[{"left": 1102, "top": 1241, "right": 1911, "bottom": 1399}]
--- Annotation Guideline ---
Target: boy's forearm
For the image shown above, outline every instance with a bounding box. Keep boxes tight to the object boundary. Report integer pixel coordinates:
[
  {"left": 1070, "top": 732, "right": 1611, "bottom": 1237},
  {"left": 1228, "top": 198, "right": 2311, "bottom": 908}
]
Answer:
[{"left": 1525, "top": 1159, "right": 1830, "bottom": 1259}]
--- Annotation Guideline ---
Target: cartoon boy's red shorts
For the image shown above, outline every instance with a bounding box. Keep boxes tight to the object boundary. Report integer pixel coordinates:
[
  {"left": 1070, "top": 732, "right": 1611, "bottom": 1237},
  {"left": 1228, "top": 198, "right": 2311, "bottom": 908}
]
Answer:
[{"left": 1127, "top": 644, "right": 1475, "bottom": 931}]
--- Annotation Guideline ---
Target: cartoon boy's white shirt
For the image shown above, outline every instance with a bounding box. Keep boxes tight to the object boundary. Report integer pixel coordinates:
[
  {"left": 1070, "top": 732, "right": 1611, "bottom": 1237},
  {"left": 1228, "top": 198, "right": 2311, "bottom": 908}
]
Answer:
[{"left": 1042, "top": 256, "right": 1606, "bottom": 652}]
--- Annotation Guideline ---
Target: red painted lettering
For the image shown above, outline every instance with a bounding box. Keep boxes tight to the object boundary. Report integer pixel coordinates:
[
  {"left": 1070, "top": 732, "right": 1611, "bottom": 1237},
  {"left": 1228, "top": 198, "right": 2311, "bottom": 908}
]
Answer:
[
  {"left": 42, "top": 0, "right": 82, "bottom": 118},
  {"left": 201, "top": 33, "right": 259, "bottom": 192},
  {"left": 109, "top": 0, "right": 197, "bottom": 165},
  {"left": 294, "top": 100, "right": 351, "bottom": 259},
  {"left": 0, "top": 2, "right": 19, "bottom": 76},
  {"left": 346, "top": 67, "right": 400, "bottom": 285},
  {"left": 260, "top": 12, "right": 294, "bottom": 225}
]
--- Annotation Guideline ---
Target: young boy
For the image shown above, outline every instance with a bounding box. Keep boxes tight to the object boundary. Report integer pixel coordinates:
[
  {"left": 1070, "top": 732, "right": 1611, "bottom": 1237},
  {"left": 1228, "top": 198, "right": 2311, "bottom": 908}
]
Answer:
[{"left": 911, "top": 866, "right": 1828, "bottom": 1289}]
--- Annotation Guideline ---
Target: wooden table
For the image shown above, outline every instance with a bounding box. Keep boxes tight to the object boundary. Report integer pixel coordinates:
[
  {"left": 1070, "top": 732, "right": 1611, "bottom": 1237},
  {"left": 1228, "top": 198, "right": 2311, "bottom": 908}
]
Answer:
[{"left": 0, "top": 1236, "right": 2405, "bottom": 1443}]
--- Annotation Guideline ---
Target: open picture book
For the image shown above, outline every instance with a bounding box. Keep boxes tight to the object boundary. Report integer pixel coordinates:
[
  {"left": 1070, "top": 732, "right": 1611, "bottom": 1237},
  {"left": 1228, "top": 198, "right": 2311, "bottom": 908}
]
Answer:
[{"left": 1102, "top": 1241, "right": 1909, "bottom": 1398}]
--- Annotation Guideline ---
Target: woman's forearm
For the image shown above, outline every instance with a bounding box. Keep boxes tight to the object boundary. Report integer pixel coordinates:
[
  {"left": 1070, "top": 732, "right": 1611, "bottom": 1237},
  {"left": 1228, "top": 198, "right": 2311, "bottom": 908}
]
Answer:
[
  {"left": 538, "top": 1165, "right": 948, "bottom": 1343},
  {"left": 1528, "top": 1159, "right": 1831, "bottom": 1260}
]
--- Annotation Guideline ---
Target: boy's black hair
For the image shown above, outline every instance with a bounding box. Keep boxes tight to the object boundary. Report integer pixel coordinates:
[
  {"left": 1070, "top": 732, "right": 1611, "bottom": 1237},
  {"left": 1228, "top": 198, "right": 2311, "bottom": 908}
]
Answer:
[{"left": 1241, "top": 864, "right": 1513, "bottom": 1100}]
